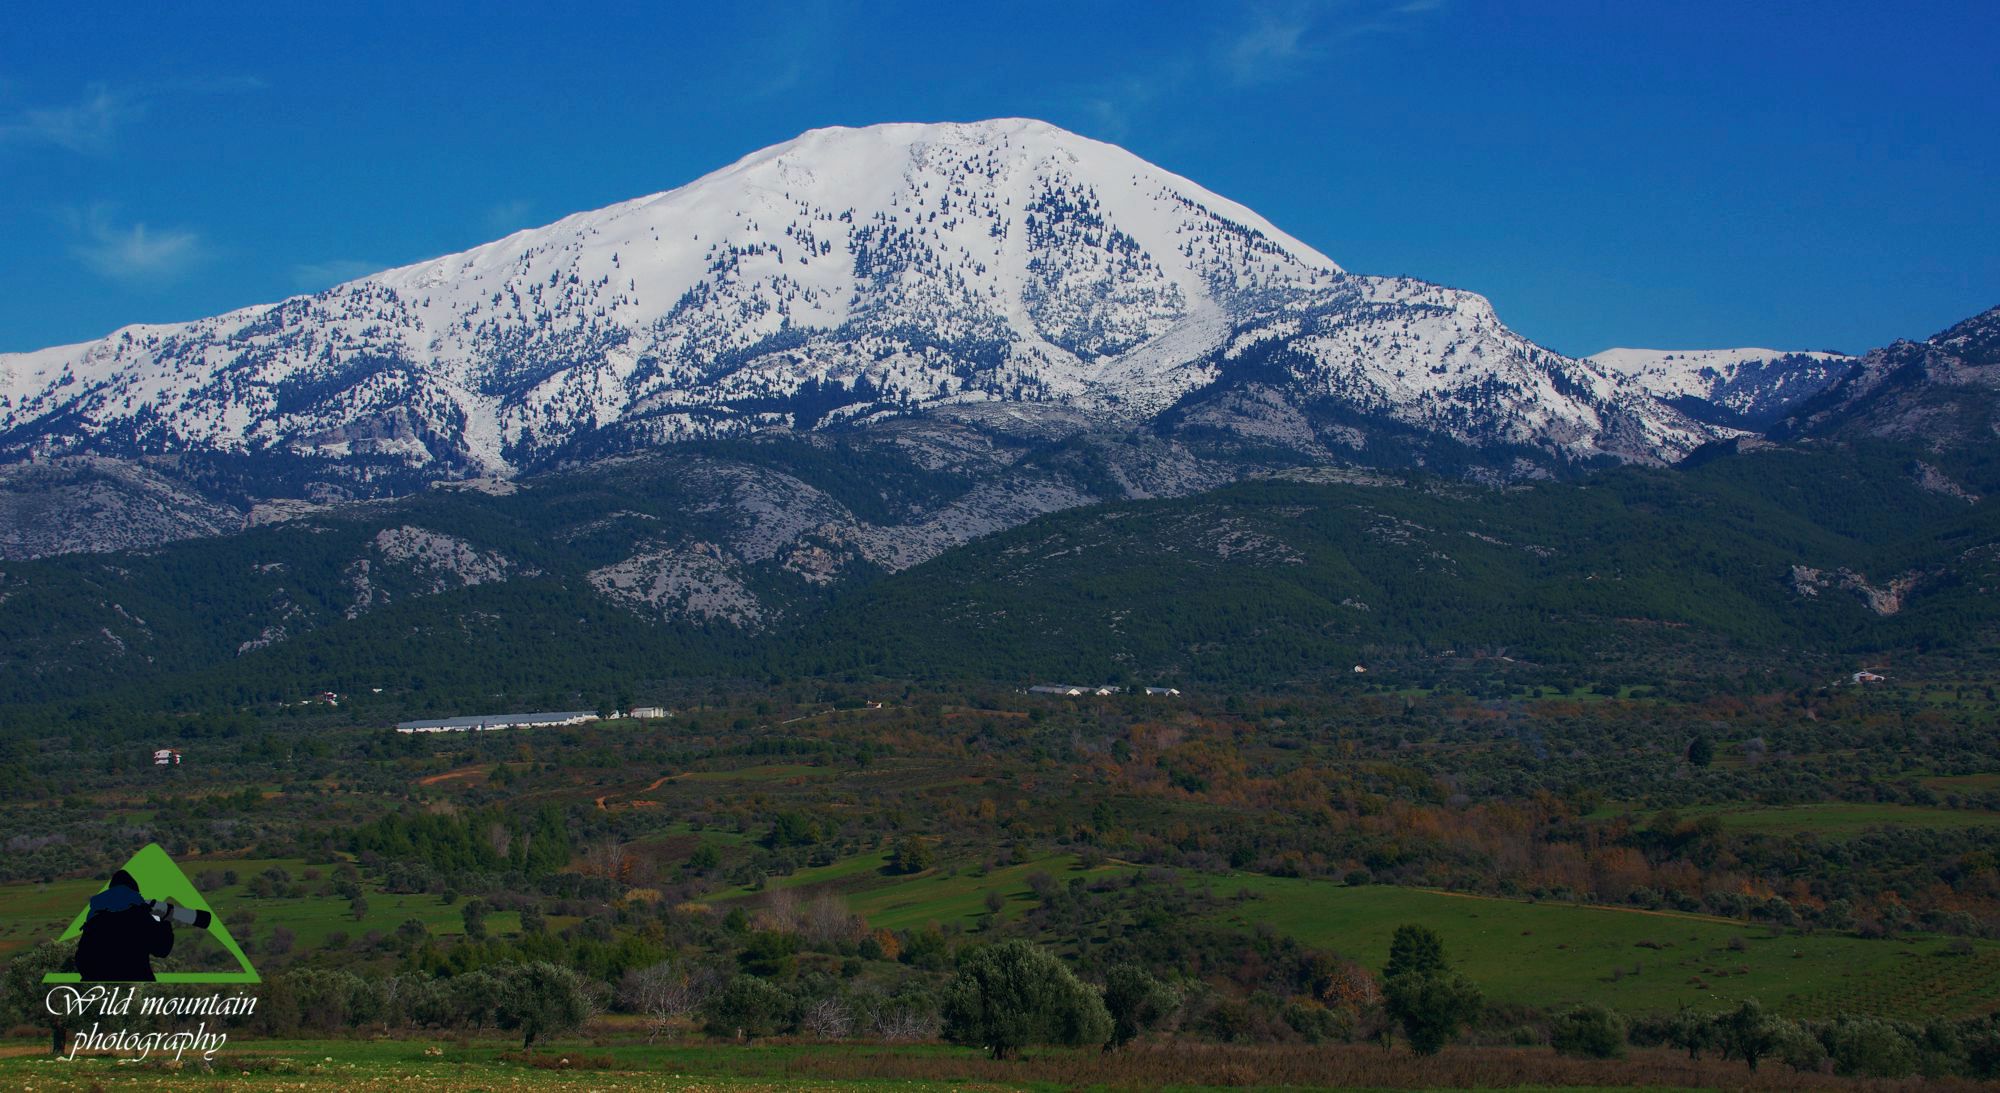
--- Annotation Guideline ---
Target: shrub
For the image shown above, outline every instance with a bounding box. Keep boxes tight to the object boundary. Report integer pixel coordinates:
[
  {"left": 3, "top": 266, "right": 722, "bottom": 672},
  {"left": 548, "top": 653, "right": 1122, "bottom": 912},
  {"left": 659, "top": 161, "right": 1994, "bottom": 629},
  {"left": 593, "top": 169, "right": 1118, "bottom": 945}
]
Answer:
[
  {"left": 1775, "top": 1020, "right": 1828, "bottom": 1074},
  {"left": 1828, "top": 1017, "right": 1918, "bottom": 1078},
  {"left": 1550, "top": 1003, "right": 1626, "bottom": 1059},
  {"left": 1384, "top": 970, "right": 1483, "bottom": 1055},
  {"left": 1282, "top": 998, "right": 1344, "bottom": 1044},
  {"left": 889, "top": 835, "right": 933, "bottom": 875},
  {"left": 737, "top": 930, "right": 799, "bottom": 978},
  {"left": 1965, "top": 1027, "right": 2000, "bottom": 1080},
  {"left": 702, "top": 975, "right": 793, "bottom": 1041},
  {"left": 1102, "top": 963, "right": 1178, "bottom": 1048}
]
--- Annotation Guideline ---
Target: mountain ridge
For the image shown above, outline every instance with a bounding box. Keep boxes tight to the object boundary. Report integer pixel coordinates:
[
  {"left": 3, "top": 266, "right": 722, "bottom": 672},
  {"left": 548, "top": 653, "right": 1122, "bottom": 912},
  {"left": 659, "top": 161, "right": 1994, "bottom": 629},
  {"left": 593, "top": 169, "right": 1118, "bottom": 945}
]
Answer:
[
  {"left": 1773, "top": 305, "right": 2000, "bottom": 454},
  {"left": 1586, "top": 347, "right": 1854, "bottom": 429},
  {"left": 2, "top": 121, "right": 1710, "bottom": 487}
]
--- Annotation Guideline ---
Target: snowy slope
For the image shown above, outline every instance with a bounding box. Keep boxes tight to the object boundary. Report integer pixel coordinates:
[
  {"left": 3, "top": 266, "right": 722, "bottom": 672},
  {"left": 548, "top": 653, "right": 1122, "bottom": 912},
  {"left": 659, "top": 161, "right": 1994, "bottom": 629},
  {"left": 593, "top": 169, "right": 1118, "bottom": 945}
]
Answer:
[
  {"left": 0, "top": 119, "right": 1716, "bottom": 487},
  {"left": 1588, "top": 347, "right": 1854, "bottom": 428}
]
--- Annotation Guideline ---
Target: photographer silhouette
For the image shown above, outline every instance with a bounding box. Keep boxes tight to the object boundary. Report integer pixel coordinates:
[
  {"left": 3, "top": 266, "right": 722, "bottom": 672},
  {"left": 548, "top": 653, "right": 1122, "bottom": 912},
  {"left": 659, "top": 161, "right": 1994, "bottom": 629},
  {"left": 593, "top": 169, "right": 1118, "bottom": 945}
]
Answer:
[{"left": 73, "top": 869, "right": 174, "bottom": 982}]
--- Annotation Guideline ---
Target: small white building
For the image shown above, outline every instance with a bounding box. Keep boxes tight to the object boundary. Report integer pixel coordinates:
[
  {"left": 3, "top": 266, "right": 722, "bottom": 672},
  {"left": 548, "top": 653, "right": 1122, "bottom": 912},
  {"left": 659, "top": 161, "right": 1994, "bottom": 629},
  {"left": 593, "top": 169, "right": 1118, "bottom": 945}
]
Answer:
[
  {"left": 629, "top": 706, "right": 669, "bottom": 719},
  {"left": 152, "top": 748, "right": 181, "bottom": 766},
  {"left": 1144, "top": 686, "right": 1182, "bottom": 696},
  {"left": 395, "top": 710, "right": 599, "bottom": 734}
]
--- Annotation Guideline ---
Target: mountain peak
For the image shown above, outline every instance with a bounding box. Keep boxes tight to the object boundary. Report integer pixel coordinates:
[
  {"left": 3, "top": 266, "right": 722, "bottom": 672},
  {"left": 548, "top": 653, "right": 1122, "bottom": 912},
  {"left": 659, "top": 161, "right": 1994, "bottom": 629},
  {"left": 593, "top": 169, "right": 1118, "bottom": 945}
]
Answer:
[{"left": 1, "top": 121, "right": 1712, "bottom": 497}]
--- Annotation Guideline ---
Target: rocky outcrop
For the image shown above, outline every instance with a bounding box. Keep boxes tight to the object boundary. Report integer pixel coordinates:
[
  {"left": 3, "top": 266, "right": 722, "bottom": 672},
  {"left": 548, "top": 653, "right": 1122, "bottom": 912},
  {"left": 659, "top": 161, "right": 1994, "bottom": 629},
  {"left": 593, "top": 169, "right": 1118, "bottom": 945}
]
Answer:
[
  {"left": 345, "top": 526, "right": 522, "bottom": 618},
  {"left": 589, "top": 542, "right": 763, "bottom": 626},
  {"left": 1790, "top": 564, "right": 1927, "bottom": 616},
  {"left": 0, "top": 457, "right": 243, "bottom": 558}
]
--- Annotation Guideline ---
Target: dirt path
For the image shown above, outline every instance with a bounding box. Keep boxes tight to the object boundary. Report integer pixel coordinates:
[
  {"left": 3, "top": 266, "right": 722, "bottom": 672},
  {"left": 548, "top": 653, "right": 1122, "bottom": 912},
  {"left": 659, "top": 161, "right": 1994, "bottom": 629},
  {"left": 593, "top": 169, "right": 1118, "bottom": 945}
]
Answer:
[
  {"left": 595, "top": 773, "right": 674, "bottom": 811},
  {"left": 416, "top": 765, "right": 489, "bottom": 787}
]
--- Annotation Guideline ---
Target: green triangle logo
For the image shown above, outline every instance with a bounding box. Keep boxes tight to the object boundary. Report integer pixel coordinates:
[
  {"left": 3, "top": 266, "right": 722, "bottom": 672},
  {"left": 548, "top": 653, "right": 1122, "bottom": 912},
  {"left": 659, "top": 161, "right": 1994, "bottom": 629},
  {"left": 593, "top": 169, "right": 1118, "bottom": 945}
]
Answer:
[{"left": 44, "top": 844, "right": 260, "bottom": 984}]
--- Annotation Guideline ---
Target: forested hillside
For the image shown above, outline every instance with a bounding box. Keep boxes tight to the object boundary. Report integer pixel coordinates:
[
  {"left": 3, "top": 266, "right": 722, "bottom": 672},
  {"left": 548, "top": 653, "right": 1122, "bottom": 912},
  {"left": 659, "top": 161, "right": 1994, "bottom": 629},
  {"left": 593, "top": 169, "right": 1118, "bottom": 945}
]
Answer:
[{"left": 2, "top": 439, "right": 1996, "bottom": 721}]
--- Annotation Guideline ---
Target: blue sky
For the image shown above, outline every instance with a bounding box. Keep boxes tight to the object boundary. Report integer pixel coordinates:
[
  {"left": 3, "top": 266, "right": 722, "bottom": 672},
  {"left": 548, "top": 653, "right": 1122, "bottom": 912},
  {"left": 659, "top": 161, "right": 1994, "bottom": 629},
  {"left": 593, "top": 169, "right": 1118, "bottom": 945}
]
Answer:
[{"left": 2, "top": 1, "right": 1994, "bottom": 357}]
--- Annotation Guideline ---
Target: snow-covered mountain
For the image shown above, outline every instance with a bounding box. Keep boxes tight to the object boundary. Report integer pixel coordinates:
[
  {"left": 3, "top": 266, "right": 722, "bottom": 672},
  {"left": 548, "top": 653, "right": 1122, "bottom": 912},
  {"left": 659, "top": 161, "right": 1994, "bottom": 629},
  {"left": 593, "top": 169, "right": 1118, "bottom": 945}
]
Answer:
[
  {"left": 0, "top": 119, "right": 1718, "bottom": 493},
  {"left": 1771, "top": 305, "right": 2000, "bottom": 456},
  {"left": 1587, "top": 347, "right": 1855, "bottom": 428}
]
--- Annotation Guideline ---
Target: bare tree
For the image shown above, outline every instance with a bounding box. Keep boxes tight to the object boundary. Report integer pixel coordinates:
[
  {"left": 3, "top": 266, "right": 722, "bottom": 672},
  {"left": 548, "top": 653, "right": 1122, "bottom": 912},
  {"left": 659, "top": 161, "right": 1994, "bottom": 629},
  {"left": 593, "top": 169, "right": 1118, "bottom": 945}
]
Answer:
[
  {"left": 485, "top": 822, "right": 512, "bottom": 860},
  {"left": 584, "top": 838, "right": 631, "bottom": 882},
  {"left": 800, "top": 891, "right": 865, "bottom": 947},
  {"left": 873, "top": 1002, "right": 938, "bottom": 1043},
  {"left": 801, "top": 995, "right": 853, "bottom": 1040},
  {"left": 619, "top": 960, "right": 719, "bottom": 1042},
  {"left": 753, "top": 887, "right": 799, "bottom": 933}
]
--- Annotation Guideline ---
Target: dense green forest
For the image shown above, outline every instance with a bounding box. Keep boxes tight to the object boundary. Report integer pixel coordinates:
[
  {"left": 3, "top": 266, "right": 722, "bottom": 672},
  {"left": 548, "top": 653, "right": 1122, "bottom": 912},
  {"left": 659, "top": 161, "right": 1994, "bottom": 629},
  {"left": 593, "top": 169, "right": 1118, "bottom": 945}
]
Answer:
[{"left": 1, "top": 439, "right": 1995, "bottom": 721}]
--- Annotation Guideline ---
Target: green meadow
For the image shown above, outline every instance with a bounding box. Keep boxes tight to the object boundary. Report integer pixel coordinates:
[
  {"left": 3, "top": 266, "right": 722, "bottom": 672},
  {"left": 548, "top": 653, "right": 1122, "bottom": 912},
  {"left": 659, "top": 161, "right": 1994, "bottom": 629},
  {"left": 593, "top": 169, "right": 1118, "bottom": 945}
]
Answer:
[
  {"left": 1207, "top": 874, "right": 2000, "bottom": 1020},
  {"left": 698, "top": 849, "right": 2000, "bottom": 1022},
  {"left": 0, "top": 1035, "right": 1831, "bottom": 1091}
]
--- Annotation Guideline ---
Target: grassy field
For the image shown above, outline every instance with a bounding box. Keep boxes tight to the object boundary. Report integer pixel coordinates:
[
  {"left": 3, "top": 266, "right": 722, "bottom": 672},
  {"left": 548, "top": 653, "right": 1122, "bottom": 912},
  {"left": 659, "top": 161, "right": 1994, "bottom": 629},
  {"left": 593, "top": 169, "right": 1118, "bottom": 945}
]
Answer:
[
  {"left": 1206, "top": 874, "right": 2000, "bottom": 1020},
  {"left": 704, "top": 850, "right": 2000, "bottom": 1021},
  {"left": 709, "top": 850, "right": 1132, "bottom": 932},
  {"left": 0, "top": 1034, "right": 1915, "bottom": 1091},
  {"left": 1918, "top": 771, "right": 2000, "bottom": 794}
]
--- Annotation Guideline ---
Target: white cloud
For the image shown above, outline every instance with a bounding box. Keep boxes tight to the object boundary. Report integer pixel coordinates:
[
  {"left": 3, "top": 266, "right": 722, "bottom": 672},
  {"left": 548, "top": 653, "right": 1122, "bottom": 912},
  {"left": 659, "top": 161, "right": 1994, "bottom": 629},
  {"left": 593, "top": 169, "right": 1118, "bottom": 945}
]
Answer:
[
  {"left": 1226, "top": 9, "right": 1315, "bottom": 81},
  {"left": 0, "top": 84, "right": 133, "bottom": 154},
  {"left": 65, "top": 205, "right": 208, "bottom": 284},
  {"left": 1223, "top": 0, "right": 1448, "bottom": 84},
  {"left": 1061, "top": 0, "right": 1448, "bottom": 138},
  {"left": 291, "top": 259, "right": 382, "bottom": 291},
  {"left": 0, "top": 76, "right": 265, "bottom": 156}
]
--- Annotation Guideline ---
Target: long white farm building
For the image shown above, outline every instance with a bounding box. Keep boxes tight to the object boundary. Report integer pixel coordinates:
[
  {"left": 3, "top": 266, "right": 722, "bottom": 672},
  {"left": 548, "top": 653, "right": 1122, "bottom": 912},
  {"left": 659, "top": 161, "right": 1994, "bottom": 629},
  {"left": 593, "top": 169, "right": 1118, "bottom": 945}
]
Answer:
[{"left": 395, "top": 710, "right": 598, "bottom": 734}]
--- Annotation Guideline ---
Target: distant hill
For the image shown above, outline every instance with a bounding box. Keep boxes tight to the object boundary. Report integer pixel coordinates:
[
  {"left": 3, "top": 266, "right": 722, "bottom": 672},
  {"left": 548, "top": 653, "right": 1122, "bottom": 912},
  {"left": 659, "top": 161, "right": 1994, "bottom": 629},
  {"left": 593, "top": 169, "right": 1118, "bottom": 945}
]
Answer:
[
  {"left": 4, "top": 437, "right": 1996, "bottom": 712},
  {"left": 790, "top": 447, "right": 2000, "bottom": 688}
]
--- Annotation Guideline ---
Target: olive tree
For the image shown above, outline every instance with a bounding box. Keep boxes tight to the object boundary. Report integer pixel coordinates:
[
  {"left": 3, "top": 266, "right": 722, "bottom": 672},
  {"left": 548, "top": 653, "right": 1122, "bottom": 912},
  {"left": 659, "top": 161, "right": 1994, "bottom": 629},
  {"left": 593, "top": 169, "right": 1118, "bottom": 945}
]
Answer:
[
  {"left": 702, "top": 974, "right": 793, "bottom": 1041},
  {"left": 493, "top": 961, "right": 595, "bottom": 1050},
  {"left": 1102, "top": 963, "right": 1178, "bottom": 1049},
  {"left": 941, "top": 940, "right": 1111, "bottom": 1058}
]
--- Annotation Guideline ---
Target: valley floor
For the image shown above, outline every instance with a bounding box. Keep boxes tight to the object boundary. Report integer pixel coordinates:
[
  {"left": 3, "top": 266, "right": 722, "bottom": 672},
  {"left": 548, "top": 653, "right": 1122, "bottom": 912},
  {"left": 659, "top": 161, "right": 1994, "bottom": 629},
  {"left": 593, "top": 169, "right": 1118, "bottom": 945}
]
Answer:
[{"left": 1, "top": 1036, "right": 1981, "bottom": 1091}]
